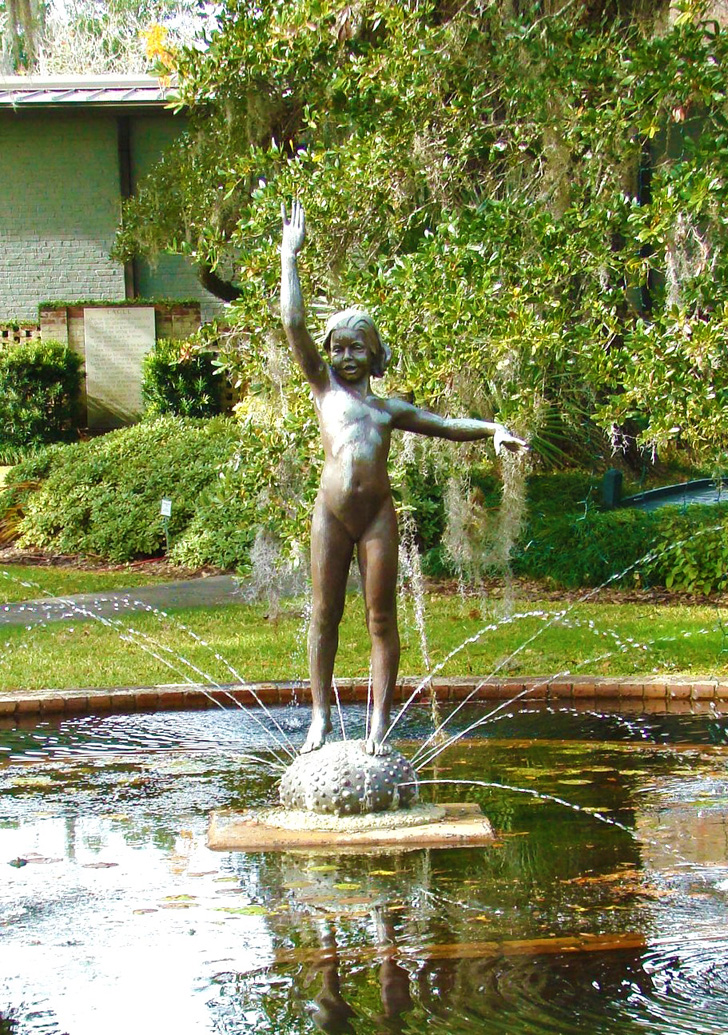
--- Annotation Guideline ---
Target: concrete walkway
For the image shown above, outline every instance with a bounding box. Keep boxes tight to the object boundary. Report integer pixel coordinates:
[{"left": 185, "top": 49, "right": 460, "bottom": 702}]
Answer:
[{"left": 0, "top": 574, "right": 241, "bottom": 627}]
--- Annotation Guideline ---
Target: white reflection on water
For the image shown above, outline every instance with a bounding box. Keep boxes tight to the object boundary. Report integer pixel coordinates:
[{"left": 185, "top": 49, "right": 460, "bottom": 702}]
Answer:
[{"left": 1, "top": 814, "right": 272, "bottom": 1035}]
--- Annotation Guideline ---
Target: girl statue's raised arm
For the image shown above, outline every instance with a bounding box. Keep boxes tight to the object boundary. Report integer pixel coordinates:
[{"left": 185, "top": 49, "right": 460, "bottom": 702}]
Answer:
[{"left": 280, "top": 201, "right": 327, "bottom": 389}]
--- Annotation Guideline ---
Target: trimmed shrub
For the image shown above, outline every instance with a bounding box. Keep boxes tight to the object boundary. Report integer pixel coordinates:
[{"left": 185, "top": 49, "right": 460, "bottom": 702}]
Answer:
[
  {"left": 14, "top": 417, "right": 241, "bottom": 562},
  {"left": 0, "top": 445, "right": 68, "bottom": 546},
  {"left": 7, "top": 414, "right": 726, "bottom": 593},
  {"left": 513, "top": 505, "right": 658, "bottom": 588},
  {"left": 141, "top": 337, "right": 222, "bottom": 418},
  {"left": 169, "top": 478, "right": 258, "bottom": 571},
  {"left": 5, "top": 406, "right": 320, "bottom": 570},
  {"left": 172, "top": 399, "right": 321, "bottom": 571},
  {"left": 512, "top": 473, "right": 728, "bottom": 594},
  {"left": 0, "top": 339, "right": 82, "bottom": 462}
]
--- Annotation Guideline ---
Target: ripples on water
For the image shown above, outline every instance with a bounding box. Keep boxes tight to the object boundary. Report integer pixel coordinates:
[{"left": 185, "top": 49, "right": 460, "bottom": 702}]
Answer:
[
  {"left": 2, "top": 703, "right": 728, "bottom": 762},
  {"left": 2, "top": 704, "right": 728, "bottom": 1035}
]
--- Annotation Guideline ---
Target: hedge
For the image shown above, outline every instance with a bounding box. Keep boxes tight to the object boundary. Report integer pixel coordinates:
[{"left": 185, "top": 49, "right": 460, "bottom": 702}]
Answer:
[{"left": 0, "top": 339, "right": 82, "bottom": 463}]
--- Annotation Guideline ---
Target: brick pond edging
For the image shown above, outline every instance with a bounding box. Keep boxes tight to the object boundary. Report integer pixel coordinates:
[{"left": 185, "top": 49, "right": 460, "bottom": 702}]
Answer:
[{"left": 1, "top": 676, "right": 727, "bottom": 719}]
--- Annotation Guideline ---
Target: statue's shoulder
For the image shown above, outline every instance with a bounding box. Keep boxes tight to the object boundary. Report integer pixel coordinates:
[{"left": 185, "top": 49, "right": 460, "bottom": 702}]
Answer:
[
  {"left": 379, "top": 393, "right": 415, "bottom": 415},
  {"left": 309, "top": 363, "right": 336, "bottom": 395}
]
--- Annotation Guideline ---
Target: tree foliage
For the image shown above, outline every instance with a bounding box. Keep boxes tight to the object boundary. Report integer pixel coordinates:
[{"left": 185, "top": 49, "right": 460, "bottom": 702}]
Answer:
[
  {"left": 117, "top": 0, "right": 728, "bottom": 463},
  {"left": 0, "top": 338, "right": 82, "bottom": 462}
]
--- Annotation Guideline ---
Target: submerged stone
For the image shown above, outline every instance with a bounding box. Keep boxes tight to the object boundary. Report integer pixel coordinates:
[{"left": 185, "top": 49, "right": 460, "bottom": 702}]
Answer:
[{"left": 279, "top": 740, "right": 418, "bottom": 816}]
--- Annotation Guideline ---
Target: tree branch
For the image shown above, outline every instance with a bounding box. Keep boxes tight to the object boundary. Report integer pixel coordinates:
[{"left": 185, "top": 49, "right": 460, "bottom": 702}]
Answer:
[{"left": 198, "top": 264, "right": 242, "bottom": 302}]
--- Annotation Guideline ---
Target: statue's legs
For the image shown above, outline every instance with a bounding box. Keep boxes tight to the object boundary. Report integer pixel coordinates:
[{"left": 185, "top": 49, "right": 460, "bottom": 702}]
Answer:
[
  {"left": 303, "top": 497, "right": 355, "bottom": 753},
  {"left": 357, "top": 499, "right": 400, "bottom": 755}
]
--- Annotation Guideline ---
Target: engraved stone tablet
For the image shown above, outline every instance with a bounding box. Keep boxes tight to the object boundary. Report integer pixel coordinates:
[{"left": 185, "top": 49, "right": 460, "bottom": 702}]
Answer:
[{"left": 84, "top": 307, "right": 156, "bottom": 428}]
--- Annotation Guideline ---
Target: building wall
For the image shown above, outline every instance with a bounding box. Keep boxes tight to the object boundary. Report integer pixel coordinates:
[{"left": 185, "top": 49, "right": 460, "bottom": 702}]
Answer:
[
  {"left": 0, "top": 111, "right": 126, "bottom": 321},
  {"left": 129, "top": 115, "right": 226, "bottom": 325},
  {"left": 0, "top": 108, "right": 226, "bottom": 324}
]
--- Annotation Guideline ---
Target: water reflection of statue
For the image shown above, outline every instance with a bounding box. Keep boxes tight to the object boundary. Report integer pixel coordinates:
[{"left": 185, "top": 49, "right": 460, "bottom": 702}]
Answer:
[
  {"left": 307, "top": 911, "right": 412, "bottom": 1035},
  {"left": 281, "top": 201, "right": 528, "bottom": 758}
]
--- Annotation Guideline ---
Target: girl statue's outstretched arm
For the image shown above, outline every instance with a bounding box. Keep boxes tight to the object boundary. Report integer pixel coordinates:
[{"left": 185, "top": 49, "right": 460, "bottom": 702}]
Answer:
[
  {"left": 388, "top": 398, "right": 529, "bottom": 454},
  {"left": 281, "top": 201, "right": 327, "bottom": 389}
]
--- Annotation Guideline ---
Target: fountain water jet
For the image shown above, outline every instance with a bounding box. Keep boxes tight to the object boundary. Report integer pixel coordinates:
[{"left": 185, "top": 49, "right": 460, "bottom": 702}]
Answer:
[
  {"left": 0, "top": 567, "right": 297, "bottom": 766},
  {"left": 388, "top": 524, "right": 728, "bottom": 766}
]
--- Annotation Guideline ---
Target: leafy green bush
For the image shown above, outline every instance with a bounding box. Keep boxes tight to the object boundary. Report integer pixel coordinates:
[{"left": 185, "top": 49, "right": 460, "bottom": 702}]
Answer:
[
  {"left": 172, "top": 394, "right": 320, "bottom": 570},
  {"left": 7, "top": 404, "right": 319, "bottom": 570},
  {"left": 513, "top": 505, "right": 658, "bottom": 588},
  {"left": 0, "top": 339, "right": 82, "bottom": 462},
  {"left": 141, "top": 337, "right": 222, "bottom": 418},
  {"left": 647, "top": 506, "right": 728, "bottom": 595},
  {"left": 15, "top": 417, "right": 241, "bottom": 562},
  {"left": 512, "top": 472, "right": 728, "bottom": 594},
  {"left": 0, "top": 444, "right": 68, "bottom": 545},
  {"left": 8, "top": 409, "right": 726, "bottom": 593},
  {"left": 392, "top": 443, "right": 448, "bottom": 553},
  {"left": 521, "top": 472, "right": 601, "bottom": 520},
  {"left": 2, "top": 442, "right": 69, "bottom": 485}
]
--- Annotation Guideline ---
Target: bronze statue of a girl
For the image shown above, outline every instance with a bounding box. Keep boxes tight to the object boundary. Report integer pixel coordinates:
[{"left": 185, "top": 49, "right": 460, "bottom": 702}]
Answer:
[{"left": 281, "top": 201, "right": 528, "bottom": 756}]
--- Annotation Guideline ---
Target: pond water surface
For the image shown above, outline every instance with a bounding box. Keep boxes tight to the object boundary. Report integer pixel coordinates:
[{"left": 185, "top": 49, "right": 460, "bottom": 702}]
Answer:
[{"left": 2, "top": 703, "right": 728, "bottom": 1035}]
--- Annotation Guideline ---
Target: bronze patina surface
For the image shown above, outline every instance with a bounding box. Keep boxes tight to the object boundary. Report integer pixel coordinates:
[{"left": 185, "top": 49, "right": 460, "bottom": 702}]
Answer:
[{"left": 280, "top": 201, "right": 528, "bottom": 763}]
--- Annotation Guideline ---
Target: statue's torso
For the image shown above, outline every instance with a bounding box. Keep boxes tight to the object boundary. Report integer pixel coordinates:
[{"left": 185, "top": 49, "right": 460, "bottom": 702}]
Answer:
[{"left": 314, "top": 379, "right": 394, "bottom": 537}]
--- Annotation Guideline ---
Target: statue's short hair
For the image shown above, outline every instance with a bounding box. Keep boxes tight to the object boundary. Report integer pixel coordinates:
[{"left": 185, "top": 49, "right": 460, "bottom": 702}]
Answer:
[{"left": 323, "top": 308, "right": 391, "bottom": 378}]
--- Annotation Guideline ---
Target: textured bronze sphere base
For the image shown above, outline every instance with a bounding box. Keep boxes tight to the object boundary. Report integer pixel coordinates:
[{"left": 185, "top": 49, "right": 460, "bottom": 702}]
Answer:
[{"left": 279, "top": 740, "right": 418, "bottom": 816}]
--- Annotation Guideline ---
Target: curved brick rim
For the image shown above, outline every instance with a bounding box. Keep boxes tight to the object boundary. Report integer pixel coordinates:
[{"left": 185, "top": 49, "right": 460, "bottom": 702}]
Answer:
[{"left": 1, "top": 676, "right": 727, "bottom": 718}]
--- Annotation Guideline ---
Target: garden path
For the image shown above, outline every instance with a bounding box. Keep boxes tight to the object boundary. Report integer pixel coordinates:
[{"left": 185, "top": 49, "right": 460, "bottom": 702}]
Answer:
[{"left": 0, "top": 574, "right": 240, "bottom": 627}]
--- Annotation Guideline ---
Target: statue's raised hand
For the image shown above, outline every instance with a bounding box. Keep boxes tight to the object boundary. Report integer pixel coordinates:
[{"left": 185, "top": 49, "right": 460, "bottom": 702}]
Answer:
[{"left": 281, "top": 200, "right": 306, "bottom": 256}]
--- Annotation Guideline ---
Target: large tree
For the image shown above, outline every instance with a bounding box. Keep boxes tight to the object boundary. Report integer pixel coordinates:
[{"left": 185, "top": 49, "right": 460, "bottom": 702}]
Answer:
[
  {"left": 116, "top": 0, "right": 728, "bottom": 462},
  {"left": 0, "top": 0, "right": 47, "bottom": 71}
]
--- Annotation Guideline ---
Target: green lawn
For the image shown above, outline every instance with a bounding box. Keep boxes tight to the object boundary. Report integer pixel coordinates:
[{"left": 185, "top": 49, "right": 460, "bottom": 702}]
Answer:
[
  {"left": 2, "top": 590, "right": 727, "bottom": 691},
  {"left": 0, "top": 563, "right": 175, "bottom": 604}
]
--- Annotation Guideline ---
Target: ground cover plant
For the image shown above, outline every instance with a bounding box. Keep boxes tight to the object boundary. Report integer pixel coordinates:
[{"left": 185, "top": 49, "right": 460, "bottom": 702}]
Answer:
[
  {"left": 1, "top": 416, "right": 243, "bottom": 563},
  {"left": 4, "top": 416, "right": 727, "bottom": 595},
  {"left": 507, "top": 470, "right": 728, "bottom": 595},
  {"left": 1, "top": 592, "right": 727, "bottom": 692},
  {"left": 0, "top": 408, "right": 449, "bottom": 573}
]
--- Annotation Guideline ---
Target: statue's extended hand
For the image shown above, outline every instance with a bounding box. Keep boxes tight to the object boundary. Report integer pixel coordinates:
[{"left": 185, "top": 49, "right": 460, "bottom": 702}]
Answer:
[
  {"left": 493, "top": 424, "right": 529, "bottom": 456},
  {"left": 281, "top": 199, "right": 306, "bottom": 256}
]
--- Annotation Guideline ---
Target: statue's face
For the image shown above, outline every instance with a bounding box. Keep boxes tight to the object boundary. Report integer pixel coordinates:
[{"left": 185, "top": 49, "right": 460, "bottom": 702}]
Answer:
[{"left": 329, "top": 327, "right": 372, "bottom": 382}]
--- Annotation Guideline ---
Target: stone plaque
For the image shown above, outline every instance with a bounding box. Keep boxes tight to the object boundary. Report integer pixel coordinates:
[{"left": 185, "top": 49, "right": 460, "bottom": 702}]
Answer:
[{"left": 84, "top": 307, "right": 156, "bottom": 428}]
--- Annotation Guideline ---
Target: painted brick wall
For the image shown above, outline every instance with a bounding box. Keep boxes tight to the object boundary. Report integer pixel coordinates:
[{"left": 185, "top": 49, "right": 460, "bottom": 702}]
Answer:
[
  {"left": 0, "top": 112, "right": 126, "bottom": 321},
  {"left": 130, "top": 114, "right": 226, "bottom": 324}
]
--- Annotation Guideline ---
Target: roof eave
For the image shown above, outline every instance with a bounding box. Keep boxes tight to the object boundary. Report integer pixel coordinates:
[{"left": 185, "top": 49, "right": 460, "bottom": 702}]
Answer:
[{"left": 0, "top": 74, "right": 179, "bottom": 110}]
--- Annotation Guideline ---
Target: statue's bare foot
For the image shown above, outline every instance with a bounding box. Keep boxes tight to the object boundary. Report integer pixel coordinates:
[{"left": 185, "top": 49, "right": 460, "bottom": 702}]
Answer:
[
  {"left": 364, "top": 735, "right": 391, "bottom": 756},
  {"left": 365, "top": 712, "right": 391, "bottom": 756},
  {"left": 300, "top": 713, "right": 332, "bottom": 754}
]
